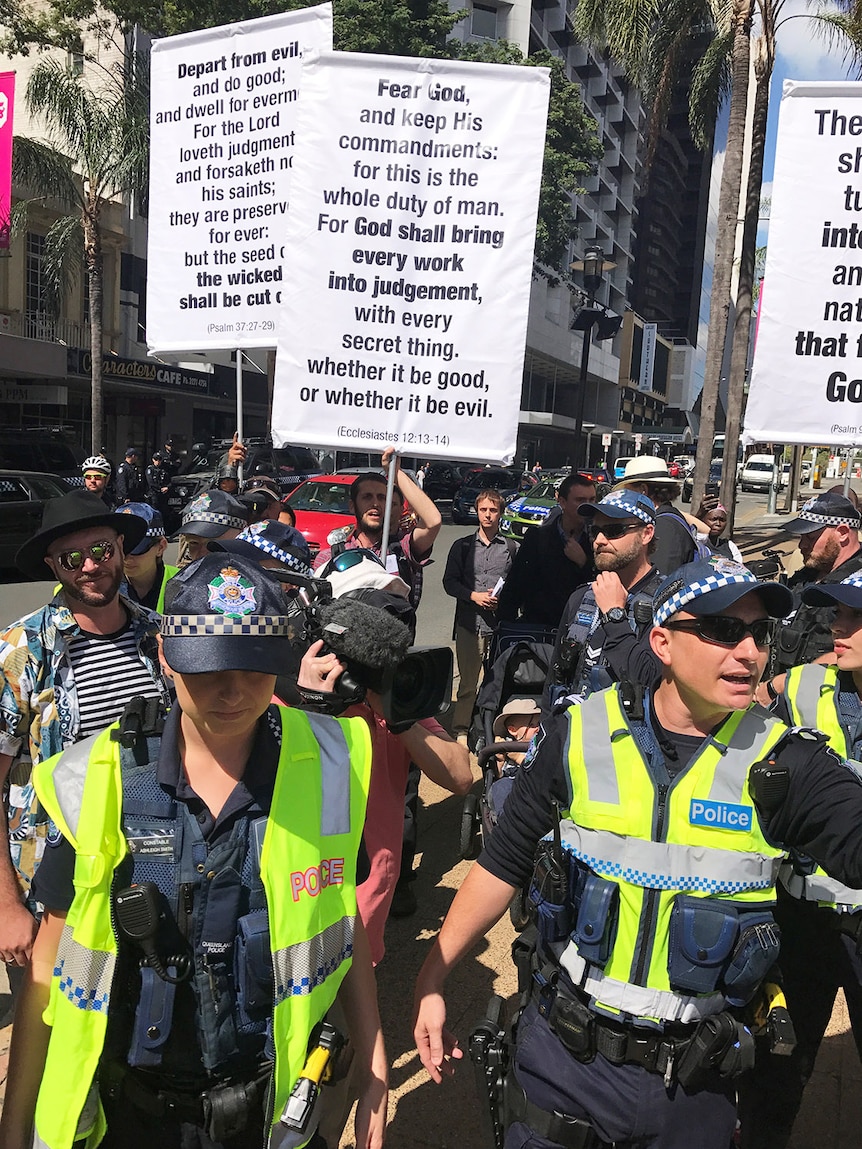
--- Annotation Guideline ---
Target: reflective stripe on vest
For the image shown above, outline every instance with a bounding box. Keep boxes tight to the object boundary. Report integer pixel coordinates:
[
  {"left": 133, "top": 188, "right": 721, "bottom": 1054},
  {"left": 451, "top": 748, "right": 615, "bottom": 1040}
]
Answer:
[
  {"left": 560, "top": 950, "right": 726, "bottom": 1024},
  {"left": 155, "top": 564, "right": 180, "bottom": 617},
  {"left": 558, "top": 820, "right": 782, "bottom": 895},
  {"left": 781, "top": 664, "right": 862, "bottom": 910},
  {"left": 557, "top": 687, "right": 786, "bottom": 1023},
  {"left": 32, "top": 706, "right": 372, "bottom": 1149},
  {"left": 784, "top": 664, "right": 845, "bottom": 755}
]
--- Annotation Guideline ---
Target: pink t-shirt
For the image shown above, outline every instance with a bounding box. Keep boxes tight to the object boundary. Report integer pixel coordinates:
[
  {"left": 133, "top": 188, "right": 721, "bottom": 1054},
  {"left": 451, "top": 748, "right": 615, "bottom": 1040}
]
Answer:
[{"left": 347, "top": 704, "right": 445, "bottom": 965}]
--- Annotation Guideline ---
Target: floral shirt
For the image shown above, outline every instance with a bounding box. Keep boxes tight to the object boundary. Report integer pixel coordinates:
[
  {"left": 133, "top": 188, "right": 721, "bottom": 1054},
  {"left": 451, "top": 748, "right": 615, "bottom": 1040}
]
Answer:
[{"left": 0, "top": 593, "right": 167, "bottom": 895}]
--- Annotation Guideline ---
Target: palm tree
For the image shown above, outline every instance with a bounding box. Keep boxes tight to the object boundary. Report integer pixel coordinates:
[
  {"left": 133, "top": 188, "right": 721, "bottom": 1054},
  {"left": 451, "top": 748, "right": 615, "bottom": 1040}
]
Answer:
[
  {"left": 12, "top": 54, "right": 148, "bottom": 452},
  {"left": 575, "top": 0, "right": 862, "bottom": 515}
]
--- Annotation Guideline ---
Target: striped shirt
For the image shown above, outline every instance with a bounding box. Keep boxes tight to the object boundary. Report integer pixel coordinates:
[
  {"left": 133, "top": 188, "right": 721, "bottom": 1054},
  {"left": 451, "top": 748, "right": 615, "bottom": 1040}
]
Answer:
[{"left": 66, "top": 621, "right": 162, "bottom": 737}]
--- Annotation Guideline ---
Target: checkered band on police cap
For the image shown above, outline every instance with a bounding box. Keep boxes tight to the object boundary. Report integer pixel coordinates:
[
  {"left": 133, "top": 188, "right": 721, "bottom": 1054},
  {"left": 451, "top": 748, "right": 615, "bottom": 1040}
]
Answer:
[
  {"left": 181, "top": 490, "right": 247, "bottom": 531},
  {"left": 653, "top": 555, "right": 758, "bottom": 626},
  {"left": 160, "top": 614, "right": 291, "bottom": 637},
  {"left": 238, "top": 521, "right": 311, "bottom": 574},
  {"left": 796, "top": 495, "right": 861, "bottom": 527},
  {"left": 596, "top": 489, "right": 656, "bottom": 523}
]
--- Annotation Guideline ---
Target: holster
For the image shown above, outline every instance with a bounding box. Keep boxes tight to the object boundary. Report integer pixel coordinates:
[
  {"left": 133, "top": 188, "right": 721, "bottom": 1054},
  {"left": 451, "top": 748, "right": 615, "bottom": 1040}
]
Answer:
[{"left": 674, "top": 1013, "right": 754, "bottom": 1090}]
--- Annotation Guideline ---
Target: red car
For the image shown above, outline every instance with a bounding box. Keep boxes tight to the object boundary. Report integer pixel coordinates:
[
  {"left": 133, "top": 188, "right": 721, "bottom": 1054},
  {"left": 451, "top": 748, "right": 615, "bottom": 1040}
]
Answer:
[{"left": 283, "top": 473, "right": 410, "bottom": 557}]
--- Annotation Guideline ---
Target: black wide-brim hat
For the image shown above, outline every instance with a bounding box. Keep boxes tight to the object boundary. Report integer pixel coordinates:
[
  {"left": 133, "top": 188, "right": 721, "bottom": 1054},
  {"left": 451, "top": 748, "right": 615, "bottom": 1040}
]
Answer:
[{"left": 16, "top": 489, "right": 148, "bottom": 580}]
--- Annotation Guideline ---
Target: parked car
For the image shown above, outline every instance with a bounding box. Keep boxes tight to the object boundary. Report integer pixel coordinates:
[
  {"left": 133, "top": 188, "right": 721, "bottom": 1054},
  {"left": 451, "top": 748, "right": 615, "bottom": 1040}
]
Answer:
[
  {"left": 740, "top": 454, "right": 777, "bottom": 493},
  {"left": 283, "top": 473, "right": 410, "bottom": 556},
  {"left": 422, "top": 461, "right": 474, "bottom": 502},
  {"left": 451, "top": 468, "right": 522, "bottom": 525},
  {"left": 165, "top": 439, "right": 321, "bottom": 529},
  {"left": 500, "top": 477, "right": 563, "bottom": 541},
  {"left": 0, "top": 470, "right": 72, "bottom": 570},
  {"left": 0, "top": 433, "right": 85, "bottom": 487}
]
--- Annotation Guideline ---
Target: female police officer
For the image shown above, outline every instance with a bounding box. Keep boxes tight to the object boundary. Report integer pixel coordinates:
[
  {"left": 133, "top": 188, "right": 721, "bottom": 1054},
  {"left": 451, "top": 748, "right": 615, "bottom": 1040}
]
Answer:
[
  {"left": 0, "top": 553, "right": 386, "bottom": 1149},
  {"left": 413, "top": 555, "right": 862, "bottom": 1149}
]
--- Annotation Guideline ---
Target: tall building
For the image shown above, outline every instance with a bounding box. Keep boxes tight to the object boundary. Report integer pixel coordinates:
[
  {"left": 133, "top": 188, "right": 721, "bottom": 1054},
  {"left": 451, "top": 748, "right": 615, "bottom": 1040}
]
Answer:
[{"left": 450, "top": 0, "right": 715, "bottom": 464}]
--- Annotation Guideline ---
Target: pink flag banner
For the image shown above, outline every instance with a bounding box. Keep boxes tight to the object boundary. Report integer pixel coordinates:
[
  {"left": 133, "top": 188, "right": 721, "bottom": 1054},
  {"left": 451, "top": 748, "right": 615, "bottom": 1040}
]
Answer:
[{"left": 0, "top": 73, "right": 14, "bottom": 250}]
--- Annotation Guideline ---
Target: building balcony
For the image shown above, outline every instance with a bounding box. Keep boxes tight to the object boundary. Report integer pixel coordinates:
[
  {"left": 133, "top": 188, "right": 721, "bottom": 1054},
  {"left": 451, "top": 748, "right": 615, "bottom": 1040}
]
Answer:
[{"left": 0, "top": 311, "right": 120, "bottom": 352}]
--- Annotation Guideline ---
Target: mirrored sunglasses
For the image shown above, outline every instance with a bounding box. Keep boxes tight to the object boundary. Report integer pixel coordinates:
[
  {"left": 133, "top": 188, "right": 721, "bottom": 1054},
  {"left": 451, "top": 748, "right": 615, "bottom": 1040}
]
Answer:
[
  {"left": 53, "top": 540, "right": 116, "bottom": 572},
  {"left": 326, "top": 548, "right": 386, "bottom": 574}
]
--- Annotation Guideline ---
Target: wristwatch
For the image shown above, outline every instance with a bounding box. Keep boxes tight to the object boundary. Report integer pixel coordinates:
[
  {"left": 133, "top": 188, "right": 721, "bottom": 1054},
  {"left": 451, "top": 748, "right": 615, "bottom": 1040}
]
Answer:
[{"left": 603, "top": 607, "right": 626, "bottom": 624}]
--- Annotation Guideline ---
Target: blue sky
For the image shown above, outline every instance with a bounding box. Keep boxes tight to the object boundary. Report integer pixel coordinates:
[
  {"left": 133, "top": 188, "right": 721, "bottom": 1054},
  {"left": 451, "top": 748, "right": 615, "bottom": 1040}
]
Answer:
[{"left": 760, "top": 1, "right": 860, "bottom": 240}]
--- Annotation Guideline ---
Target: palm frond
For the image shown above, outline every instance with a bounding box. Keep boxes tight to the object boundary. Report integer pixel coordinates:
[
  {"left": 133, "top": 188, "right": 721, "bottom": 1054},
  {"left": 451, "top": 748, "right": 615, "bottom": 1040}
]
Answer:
[
  {"left": 573, "top": 0, "right": 660, "bottom": 80},
  {"left": 689, "top": 28, "right": 733, "bottom": 147},
  {"left": 41, "top": 214, "right": 84, "bottom": 316},
  {"left": 12, "top": 136, "right": 80, "bottom": 208},
  {"left": 806, "top": 9, "right": 862, "bottom": 75}
]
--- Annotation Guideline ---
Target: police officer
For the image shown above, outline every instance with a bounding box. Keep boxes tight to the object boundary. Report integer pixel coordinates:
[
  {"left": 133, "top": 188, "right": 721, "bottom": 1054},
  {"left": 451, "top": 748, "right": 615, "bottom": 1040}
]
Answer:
[
  {"left": 145, "top": 451, "right": 169, "bottom": 511},
  {"left": 549, "top": 490, "right": 663, "bottom": 705},
  {"left": 767, "top": 491, "right": 862, "bottom": 678},
  {"left": 118, "top": 503, "right": 180, "bottom": 614},
  {"left": 740, "top": 567, "right": 862, "bottom": 1148},
  {"left": 413, "top": 555, "right": 862, "bottom": 1149},
  {"left": 1, "top": 554, "right": 387, "bottom": 1149},
  {"left": 115, "top": 447, "right": 145, "bottom": 505}
]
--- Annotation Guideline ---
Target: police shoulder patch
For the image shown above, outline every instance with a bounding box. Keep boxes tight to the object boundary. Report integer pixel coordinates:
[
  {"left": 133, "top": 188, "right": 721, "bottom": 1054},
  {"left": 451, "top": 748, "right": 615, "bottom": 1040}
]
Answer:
[{"left": 521, "top": 724, "right": 546, "bottom": 771}]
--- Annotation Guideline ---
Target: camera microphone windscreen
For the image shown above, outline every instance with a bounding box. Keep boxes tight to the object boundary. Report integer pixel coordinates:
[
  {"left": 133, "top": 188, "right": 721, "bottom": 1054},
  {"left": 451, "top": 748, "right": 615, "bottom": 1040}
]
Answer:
[{"left": 315, "top": 596, "right": 411, "bottom": 670}]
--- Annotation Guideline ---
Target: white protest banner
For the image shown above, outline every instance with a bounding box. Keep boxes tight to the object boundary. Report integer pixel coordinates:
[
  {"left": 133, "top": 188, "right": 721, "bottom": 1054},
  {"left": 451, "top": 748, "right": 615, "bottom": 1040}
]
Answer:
[
  {"left": 745, "top": 80, "right": 862, "bottom": 446},
  {"left": 147, "top": 5, "right": 332, "bottom": 354},
  {"left": 271, "top": 52, "right": 549, "bottom": 463}
]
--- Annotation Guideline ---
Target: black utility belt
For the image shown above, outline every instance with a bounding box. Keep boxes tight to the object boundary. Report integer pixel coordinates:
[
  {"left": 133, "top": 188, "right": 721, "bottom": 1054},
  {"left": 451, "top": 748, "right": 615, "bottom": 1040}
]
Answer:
[
  {"left": 532, "top": 979, "right": 692, "bottom": 1079},
  {"left": 531, "top": 977, "right": 755, "bottom": 1089},
  {"left": 102, "top": 1062, "right": 271, "bottom": 1139}
]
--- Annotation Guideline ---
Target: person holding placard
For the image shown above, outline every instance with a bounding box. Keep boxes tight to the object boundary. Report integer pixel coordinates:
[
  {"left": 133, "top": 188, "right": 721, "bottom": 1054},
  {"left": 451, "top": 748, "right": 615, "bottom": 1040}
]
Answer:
[{"left": 313, "top": 447, "right": 442, "bottom": 611}]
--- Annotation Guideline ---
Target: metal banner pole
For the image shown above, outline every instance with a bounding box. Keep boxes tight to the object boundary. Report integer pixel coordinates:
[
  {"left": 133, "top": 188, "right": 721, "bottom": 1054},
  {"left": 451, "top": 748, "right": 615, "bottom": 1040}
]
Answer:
[
  {"left": 844, "top": 446, "right": 854, "bottom": 496},
  {"left": 236, "top": 350, "right": 244, "bottom": 485},
  {"left": 380, "top": 453, "right": 397, "bottom": 565}
]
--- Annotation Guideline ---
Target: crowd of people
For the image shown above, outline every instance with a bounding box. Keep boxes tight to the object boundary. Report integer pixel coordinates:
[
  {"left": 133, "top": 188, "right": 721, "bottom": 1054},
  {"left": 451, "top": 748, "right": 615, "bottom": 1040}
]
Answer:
[{"left": 1, "top": 446, "right": 862, "bottom": 1149}]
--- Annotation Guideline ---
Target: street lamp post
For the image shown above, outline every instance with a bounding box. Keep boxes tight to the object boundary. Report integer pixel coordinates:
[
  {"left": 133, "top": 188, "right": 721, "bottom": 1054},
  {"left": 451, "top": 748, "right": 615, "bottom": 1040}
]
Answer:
[{"left": 570, "top": 246, "right": 621, "bottom": 469}]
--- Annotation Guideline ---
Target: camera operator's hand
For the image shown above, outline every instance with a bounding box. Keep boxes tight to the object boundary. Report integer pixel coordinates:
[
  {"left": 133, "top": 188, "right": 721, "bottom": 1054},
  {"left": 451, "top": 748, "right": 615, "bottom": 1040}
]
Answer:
[{"left": 298, "top": 639, "right": 346, "bottom": 694}]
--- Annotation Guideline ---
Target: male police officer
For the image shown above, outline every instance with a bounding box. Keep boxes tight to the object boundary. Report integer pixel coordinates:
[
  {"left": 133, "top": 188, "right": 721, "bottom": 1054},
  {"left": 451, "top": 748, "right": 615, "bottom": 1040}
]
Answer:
[
  {"left": 413, "top": 555, "right": 862, "bottom": 1149},
  {"left": 1, "top": 554, "right": 386, "bottom": 1149},
  {"left": 767, "top": 491, "right": 862, "bottom": 678},
  {"left": 550, "top": 490, "right": 663, "bottom": 704}
]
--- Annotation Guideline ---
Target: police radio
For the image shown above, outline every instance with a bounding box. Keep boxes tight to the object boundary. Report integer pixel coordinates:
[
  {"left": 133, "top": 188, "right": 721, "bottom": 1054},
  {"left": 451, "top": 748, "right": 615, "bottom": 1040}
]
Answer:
[{"left": 114, "top": 882, "right": 192, "bottom": 984}]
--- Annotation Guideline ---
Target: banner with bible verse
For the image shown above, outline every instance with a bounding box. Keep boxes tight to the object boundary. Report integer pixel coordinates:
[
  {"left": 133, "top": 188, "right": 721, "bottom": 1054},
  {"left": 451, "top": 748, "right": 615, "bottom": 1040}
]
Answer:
[{"left": 271, "top": 51, "right": 550, "bottom": 463}]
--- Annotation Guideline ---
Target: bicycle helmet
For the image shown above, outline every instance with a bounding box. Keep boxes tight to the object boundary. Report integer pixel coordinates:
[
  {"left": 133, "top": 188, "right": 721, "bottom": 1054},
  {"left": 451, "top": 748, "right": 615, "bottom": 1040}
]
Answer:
[{"left": 82, "top": 455, "right": 111, "bottom": 475}]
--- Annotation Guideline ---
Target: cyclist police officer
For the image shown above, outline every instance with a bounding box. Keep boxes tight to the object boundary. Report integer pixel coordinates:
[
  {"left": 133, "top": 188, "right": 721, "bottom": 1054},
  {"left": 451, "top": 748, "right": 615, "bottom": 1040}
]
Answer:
[{"left": 413, "top": 554, "right": 862, "bottom": 1149}]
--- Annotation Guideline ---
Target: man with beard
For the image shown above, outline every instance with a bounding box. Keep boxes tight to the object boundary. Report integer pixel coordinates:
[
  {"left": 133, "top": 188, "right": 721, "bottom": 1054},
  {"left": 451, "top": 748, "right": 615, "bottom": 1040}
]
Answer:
[
  {"left": 313, "top": 446, "right": 442, "bottom": 610},
  {"left": 766, "top": 491, "right": 862, "bottom": 679},
  {"left": 0, "top": 491, "right": 167, "bottom": 983},
  {"left": 549, "top": 489, "right": 663, "bottom": 704},
  {"left": 81, "top": 456, "right": 114, "bottom": 509}
]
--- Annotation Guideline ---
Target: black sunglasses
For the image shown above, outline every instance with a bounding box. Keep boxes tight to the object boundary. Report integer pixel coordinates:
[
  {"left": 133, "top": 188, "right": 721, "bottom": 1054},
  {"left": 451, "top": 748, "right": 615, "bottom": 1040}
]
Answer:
[
  {"left": 587, "top": 521, "right": 643, "bottom": 541},
  {"left": 52, "top": 540, "right": 116, "bottom": 572},
  {"left": 664, "top": 616, "right": 776, "bottom": 648}
]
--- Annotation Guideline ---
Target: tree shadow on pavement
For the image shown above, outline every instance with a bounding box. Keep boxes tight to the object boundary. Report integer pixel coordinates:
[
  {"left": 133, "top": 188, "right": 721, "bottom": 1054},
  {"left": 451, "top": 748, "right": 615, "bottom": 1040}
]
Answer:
[{"left": 368, "top": 778, "right": 519, "bottom": 1148}]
